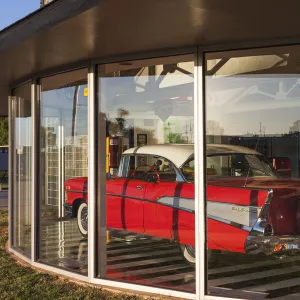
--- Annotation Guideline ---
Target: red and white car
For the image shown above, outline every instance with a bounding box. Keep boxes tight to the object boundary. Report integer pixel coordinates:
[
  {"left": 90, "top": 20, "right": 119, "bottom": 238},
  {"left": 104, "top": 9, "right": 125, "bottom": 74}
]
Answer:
[{"left": 64, "top": 144, "right": 300, "bottom": 265}]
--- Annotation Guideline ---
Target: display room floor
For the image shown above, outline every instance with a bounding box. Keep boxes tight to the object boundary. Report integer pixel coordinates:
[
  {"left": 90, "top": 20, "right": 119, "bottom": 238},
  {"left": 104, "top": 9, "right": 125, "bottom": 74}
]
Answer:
[
  {"left": 41, "top": 218, "right": 196, "bottom": 291},
  {"left": 209, "top": 251, "right": 300, "bottom": 299},
  {"left": 40, "top": 218, "right": 88, "bottom": 275},
  {"left": 41, "top": 217, "right": 300, "bottom": 298}
]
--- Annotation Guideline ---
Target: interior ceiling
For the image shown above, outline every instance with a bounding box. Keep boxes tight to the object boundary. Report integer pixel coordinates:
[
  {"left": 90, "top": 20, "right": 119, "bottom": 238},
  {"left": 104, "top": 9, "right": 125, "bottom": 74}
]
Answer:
[{"left": 1, "top": 0, "right": 300, "bottom": 116}]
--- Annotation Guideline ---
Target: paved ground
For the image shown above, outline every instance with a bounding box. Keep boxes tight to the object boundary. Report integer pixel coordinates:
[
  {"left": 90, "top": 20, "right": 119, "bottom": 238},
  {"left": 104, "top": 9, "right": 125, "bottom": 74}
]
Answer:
[{"left": 0, "top": 191, "right": 8, "bottom": 209}]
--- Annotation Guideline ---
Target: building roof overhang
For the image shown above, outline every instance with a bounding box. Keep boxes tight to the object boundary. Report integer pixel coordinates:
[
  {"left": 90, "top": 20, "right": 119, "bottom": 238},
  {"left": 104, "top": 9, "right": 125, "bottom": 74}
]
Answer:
[{"left": 1, "top": 0, "right": 300, "bottom": 115}]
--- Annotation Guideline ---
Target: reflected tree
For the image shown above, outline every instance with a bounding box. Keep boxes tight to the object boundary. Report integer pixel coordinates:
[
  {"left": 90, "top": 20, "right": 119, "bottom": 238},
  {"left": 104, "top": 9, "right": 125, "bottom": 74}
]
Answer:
[
  {"left": 289, "top": 120, "right": 300, "bottom": 134},
  {"left": 206, "top": 120, "right": 225, "bottom": 136},
  {"left": 105, "top": 108, "right": 158, "bottom": 144},
  {"left": 0, "top": 117, "right": 8, "bottom": 145},
  {"left": 168, "top": 133, "right": 187, "bottom": 144}
]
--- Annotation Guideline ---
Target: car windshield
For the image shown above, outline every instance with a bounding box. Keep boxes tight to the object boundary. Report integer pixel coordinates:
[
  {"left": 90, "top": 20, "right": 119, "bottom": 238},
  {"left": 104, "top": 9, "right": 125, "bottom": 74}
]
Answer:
[
  {"left": 181, "top": 153, "right": 279, "bottom": 182},
  {"left": 206, "top": 153, "right": 279, "bottom": 179}
]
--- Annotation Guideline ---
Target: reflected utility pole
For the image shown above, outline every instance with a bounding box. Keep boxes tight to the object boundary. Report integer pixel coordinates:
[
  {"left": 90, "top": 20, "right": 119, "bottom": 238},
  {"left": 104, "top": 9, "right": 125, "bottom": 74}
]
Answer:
[{"left": 72, "top": 86, "right": 80, "bottom": 140}]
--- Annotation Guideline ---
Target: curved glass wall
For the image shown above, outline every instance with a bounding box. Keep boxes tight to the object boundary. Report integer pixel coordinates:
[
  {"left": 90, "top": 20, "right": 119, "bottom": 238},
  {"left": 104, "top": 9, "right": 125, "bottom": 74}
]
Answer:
[
  {"left": 10, "top": 43, "right": 300, "bottom": 300},
  {"left": 206, "top": 45, "right": 300, "bottom": 299},
  {"left": 11, "top": 83, "right": 32, "bottom": 257},
  {"left": 38, "top": 69, "right": 88, "bottom": 275}
]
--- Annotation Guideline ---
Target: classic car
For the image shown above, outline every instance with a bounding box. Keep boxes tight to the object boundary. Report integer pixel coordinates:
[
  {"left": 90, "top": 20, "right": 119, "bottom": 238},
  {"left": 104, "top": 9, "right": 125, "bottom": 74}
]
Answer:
[{"left": 64, "top": 143, "right": 300, "bottom": 266}]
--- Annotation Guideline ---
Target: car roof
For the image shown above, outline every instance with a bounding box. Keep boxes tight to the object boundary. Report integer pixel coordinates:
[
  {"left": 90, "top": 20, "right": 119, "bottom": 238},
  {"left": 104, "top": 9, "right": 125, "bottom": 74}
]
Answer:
[{"left": 123, "top": 144, "right": 260, "bottom": 167}]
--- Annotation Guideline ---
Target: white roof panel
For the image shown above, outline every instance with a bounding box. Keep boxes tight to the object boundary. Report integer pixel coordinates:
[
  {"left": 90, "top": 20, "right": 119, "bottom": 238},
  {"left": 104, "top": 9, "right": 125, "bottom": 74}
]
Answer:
[{"left": 123, "top": 144, "right": 260, "bottom": 168}]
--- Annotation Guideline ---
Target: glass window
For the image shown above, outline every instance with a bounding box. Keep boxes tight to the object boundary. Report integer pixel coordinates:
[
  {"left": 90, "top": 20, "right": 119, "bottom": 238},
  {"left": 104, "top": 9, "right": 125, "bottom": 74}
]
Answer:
[
  {"left": 206, "top": 45, "right": 300, "bottom": 299},
  {"left": 97, "top": 55, "right": 195, "bottom": 292},
  {"left": 11, "top": 83, "right": 32, "bottom": 257},
  {"left": 39, "top": 69, "right": 88, "bottom": 275}
]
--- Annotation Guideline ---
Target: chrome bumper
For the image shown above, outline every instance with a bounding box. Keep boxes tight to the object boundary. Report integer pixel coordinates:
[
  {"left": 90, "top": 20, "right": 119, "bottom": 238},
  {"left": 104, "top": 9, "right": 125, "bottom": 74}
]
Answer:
[{"left": 245, "top": 235, "right": 300, "bottom": 255}]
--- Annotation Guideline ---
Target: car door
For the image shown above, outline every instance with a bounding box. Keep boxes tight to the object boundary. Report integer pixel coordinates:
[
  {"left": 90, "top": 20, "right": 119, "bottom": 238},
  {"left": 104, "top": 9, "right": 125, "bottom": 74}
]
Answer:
[
  {"left": 107, "top": 174, "right": 145, "bottom": 234},
  {"left": 120, "top": 177, "right": 146, "bottom": 233},
  {"left": 144, "top": 180, "right": 194, "bottom": 244}
]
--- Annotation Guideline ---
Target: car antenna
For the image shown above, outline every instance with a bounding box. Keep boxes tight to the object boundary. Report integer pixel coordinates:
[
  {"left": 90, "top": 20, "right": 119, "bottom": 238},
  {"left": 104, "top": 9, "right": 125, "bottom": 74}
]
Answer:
[{"left": 244, "top": 134, "right": 260, "bottom": 187}]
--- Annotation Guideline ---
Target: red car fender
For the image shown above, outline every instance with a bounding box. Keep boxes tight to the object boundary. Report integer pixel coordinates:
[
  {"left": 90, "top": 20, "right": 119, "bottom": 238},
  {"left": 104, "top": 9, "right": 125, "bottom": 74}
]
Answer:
[{"left": 170, "top": 223, "right": 195, "bottom": 246}]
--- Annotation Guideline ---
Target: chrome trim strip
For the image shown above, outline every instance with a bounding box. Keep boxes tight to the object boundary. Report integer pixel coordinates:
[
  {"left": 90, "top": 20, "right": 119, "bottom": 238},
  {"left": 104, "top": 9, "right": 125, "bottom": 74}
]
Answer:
[
  {"left": 208, "top": 183, "right": 271, "bottom": 191},
  {"left": 251, "top": 189, "right": 273, "bottom": 236},
  {"left": 106, "top": 193, "right": 143, "bottom": 201},
  {"left": 258, "top": 189, "right": 273, "bottom": 219},
  {"left": 66, "top": 189, "right": 88, "bottom": 194},
  {"left": 207, "top": 214, "right": 252, "bottom": 232},
  {"left": 245, "top": 189, "right": 275, "bottom": 254},
  {"left": 157, "top": 196, "right": 195, "bottom": 212},
  {"left": 158, "top": 196, "right": 194, "bottom": 201},
  {"left": 106, "top": 193, "right": 195, "bottom": 213},
  {"left": 207, "top": 199, "right": 262, "bottom": 209}
]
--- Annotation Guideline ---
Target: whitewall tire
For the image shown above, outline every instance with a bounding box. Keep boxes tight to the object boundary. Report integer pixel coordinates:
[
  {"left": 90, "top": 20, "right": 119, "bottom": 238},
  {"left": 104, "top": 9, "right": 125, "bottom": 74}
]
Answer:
[
  {"left": 180, "top": 245, "right": 219, "bottom": 267},
  {"left": 180, "top": 244, "right": 196, "bottom": 266},
  {"left": 77, "top": 202, "right": 88, "bottom": 238}
]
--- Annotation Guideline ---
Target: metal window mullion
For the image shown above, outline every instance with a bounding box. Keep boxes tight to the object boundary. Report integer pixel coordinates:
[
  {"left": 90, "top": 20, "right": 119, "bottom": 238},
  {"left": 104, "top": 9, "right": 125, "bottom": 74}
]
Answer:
[
  {"left": 88, "top": 63, "right": 96, "bottom": 281},
  {"left": 195, "top": 48, "right": 206, "bottom": 300},
  {"left": 12, "top": 98, "right": 17, "bottom": 248},
  {"left": 31, "top": 80, "right": 38, "bottom": 261},
  {"left": 58, "top": 124, "right": 61, "bottom": 217},
  {"left": 61, "top": 125, "right": 64, "bottom": 217},
  {"left": 97, "top": 66, "right": 107, "bottom": 279},
  {"left": 8, "top": 95, "right": 14, "bottom": 248},
  {"left": 17, "top": 99, "right": 21, "bottom": 247}
]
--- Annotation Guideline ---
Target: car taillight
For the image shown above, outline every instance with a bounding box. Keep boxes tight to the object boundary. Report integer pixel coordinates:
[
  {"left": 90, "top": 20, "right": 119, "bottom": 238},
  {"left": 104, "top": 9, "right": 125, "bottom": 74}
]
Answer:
[
  {"left": 264, "top": 223, "right": 273, "bottom": 236},
  {"left": 273, "top": 244, "right": 284, "bottom": 252}
]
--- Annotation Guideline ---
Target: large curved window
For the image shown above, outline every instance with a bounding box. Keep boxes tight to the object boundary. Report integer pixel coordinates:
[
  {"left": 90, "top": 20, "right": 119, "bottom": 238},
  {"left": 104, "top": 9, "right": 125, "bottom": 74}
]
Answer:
[
  {"left": 38, "top": 69, "right": 88, "bottom": 275},
  {"left": 11, "top": 83, "right": 32, "bottom": 257},
  {"left": 206, "top": 45, "right": 300, "bottom": 299},
  {"left": 97, "top": 55, "right": 196, "bottom": 293}
]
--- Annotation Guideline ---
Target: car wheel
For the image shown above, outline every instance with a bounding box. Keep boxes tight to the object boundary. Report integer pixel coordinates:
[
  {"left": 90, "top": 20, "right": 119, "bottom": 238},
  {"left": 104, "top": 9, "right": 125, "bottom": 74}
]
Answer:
[
  {"left": 180, "top": 244, "right": 196, "bottom": 266},
  {"left": 180, "top": 245, "right": 220, "bottom": 267},
  {"left": 77, "top": 201, "right": 88, "bottom": 238}
]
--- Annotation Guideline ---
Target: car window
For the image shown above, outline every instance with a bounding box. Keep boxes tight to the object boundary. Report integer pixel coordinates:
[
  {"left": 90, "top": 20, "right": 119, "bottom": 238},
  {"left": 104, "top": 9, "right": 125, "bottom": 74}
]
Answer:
[
  {"left": 122, "top": 155, "right": 177, "bottom": 182},
  {"left": 181, "top": 158, "right": 194, "bottom": 182},
  {"left": 206, "top": 153, "right": 278, "bottom": 179}
]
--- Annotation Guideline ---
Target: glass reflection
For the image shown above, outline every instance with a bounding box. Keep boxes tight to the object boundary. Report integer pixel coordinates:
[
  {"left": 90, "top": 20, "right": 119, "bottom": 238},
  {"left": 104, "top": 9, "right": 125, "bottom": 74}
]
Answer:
[
  {"left": 39, "top": 69, "right": 88, "bottom": 275},
  {"left": 12, "top": 83, "right": 32, "bottom": 257},
  {"left": 206, "top": 45, "right": 300, "bottom": 299},
  {"left": 97, "top": 55, "right": 195, "bottom": 292}
]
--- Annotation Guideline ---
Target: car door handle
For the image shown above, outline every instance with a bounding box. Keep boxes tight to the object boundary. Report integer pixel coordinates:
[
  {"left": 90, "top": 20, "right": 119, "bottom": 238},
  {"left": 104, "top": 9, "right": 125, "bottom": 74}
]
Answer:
[{"left": 136, "top": 186, "right": 144, "bottom": 190}]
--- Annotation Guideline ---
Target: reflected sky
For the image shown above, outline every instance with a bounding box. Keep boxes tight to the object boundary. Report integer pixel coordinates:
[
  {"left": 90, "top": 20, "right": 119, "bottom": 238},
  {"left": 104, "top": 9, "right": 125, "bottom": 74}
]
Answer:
[{"left": 207, "top": 75, "right": 300, "bottom": 136}]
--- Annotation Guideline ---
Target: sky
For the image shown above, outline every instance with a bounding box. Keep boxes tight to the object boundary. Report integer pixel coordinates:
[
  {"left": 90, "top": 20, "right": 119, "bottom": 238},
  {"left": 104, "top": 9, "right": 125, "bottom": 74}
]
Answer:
[{"left": 0, "top": 0, "right": 40, "bottom": 30}]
